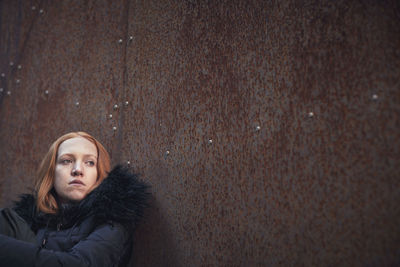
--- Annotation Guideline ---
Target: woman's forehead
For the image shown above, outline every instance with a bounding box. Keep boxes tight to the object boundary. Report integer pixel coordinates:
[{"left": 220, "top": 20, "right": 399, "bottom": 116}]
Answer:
[{"left": 58, "top": 137, "right": 97, "bottom": 157}]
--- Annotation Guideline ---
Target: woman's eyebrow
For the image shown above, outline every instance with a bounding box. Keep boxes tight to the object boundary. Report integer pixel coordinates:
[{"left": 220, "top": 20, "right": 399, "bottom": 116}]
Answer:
[
  {"left": 85, "top": 155, "right": 98, "bottom": 159},
  {"left": 58, "top": 153, "right": 73, "bottom": 158},
  {"left": 58, "top": 153, "right": 97, "bottom": 158}
]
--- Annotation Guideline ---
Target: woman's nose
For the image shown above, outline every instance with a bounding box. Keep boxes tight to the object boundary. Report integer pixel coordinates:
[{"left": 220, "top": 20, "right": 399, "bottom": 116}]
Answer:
[{"left": 72, "top": 162, "right": 83, "bottom": 176}]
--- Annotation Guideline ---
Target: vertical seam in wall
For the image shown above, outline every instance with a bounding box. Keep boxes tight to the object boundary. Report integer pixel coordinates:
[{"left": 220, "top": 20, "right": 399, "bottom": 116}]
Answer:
[
  {"left": 13, "top": 0, "right": 45, "bottom": 75},
  {"left": 116, "top": 0, "right": 130, "bottom": 164},
  {"left": 0, "top": 0, "right": 43, "bottom": 107},
  {"left": 0, "top": 0, "right": 44, "bottom": 203}
]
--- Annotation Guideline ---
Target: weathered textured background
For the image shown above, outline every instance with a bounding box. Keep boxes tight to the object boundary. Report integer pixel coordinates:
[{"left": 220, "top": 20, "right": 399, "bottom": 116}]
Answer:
[{"left": 0, "top": 0, "right": 399, "bottom": 266}]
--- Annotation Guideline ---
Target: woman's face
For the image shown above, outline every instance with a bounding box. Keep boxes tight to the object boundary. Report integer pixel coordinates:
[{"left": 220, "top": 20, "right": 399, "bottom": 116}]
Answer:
[{"left": 54, "top": 137, "right": 98, "bottom": 203}]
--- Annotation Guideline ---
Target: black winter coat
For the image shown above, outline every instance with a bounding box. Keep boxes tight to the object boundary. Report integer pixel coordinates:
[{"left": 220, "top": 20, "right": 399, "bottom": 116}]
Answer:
[{"left": 0, "top": 166, "right": 149, "bottom": 267}]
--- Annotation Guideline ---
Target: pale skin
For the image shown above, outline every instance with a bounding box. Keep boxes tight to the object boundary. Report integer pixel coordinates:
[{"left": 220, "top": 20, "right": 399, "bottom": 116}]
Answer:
[{"left": 54, "top": 137, "right": 98, "bottom": 203}]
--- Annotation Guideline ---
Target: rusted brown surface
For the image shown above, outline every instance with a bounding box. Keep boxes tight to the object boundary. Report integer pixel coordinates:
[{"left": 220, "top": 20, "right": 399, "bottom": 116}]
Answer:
[{"left": 1, "top": 0, "right": 399, "bottom": 266}]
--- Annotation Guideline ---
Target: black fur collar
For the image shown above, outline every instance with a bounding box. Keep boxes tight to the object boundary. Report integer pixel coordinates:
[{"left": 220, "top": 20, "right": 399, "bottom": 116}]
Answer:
[{"left": 13, "top": 165, "right": 150, "bottom": 231}]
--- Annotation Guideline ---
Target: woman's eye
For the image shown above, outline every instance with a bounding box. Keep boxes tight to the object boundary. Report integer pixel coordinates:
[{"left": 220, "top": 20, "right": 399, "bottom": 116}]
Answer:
[
  {"left": 86, "top": 161, "right": 95, "bottom": 166},
  {"left": 61, "top": 159, "right": 72, "bottom": 164}
]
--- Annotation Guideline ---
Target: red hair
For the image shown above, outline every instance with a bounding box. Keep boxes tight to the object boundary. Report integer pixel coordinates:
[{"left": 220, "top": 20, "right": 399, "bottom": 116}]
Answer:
[{"left": 35, "top": 132, "right": 111, "bottom": 214}]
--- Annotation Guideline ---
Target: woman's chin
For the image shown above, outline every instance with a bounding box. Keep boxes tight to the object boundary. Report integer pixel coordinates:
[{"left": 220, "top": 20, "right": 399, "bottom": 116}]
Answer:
[{"left": 59, "top": 193, "right": 86, "bottom": 203}]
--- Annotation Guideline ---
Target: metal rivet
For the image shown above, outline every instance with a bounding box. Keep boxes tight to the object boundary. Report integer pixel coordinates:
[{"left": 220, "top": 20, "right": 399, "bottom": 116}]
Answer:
[
  {"left": 109, "top": 114, "right": 113, "bottom": 119},
  {"left": 1, "top": 73, "right": 5, "bottom": 77},
  {"left": 16, "top": 79, "right": 20, "bottom": 84},
  {"left": 256, "top": 125, "right": 261, "bottom": 131},
  {"left": 75, "top": 102, "right": 80, "bottom": 106},
  {"left": 127, "top": 161, "right": 131, "bottom": 165},
  {"left": 17, "top": 65, "right": 22, "bottom": 70},
  {"left": 9, "top": 62, "right": 14, "bottom": 66},
  {"left": 208, "top": 139, "right": 213, "bottom": 144},
  {"left": 32, "top": 6, "right": 36, "bottom": 10},
  {"left": 39, "top": 9, "right": 44, "bottom": 14},
  {"left": 372, "top": 94, "right": 378, "bottom": 100},
  {"left": 112, "top": 126, "right": 117, "bottom": 131},
  {"left": 129, "top": 36, "right": 133, "bottom": 41},
  {"left": 118, "top": 39, "right": 123, "bottom": 43},
  {"left": 165, "top": 150, "right": 170, "bottom": 155},
  {"left": 44, "top": 90, "right": 49, "bottom": 95},
  {"left": 7, "top": 91, "right": 11, "bottom": 95},
  {"left": 124, "top": 101, "right": 129, "bottom": 106},
  {"left": 308, "top": 112, "right": 314, "bottom": 118},
  {"left": 113, "top": 104, "right": 119, "bottom": 110}
]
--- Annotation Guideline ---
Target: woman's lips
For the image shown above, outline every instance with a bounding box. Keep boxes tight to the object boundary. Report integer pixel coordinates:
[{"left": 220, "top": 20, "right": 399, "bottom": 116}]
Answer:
[{"left": 69, "top": 180, "right": 85, "bottom": 185}]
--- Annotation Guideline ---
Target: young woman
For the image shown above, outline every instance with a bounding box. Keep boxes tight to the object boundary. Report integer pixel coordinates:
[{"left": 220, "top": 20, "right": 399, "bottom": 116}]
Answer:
[{"left": 0, "top": 132, "right": 149, "bottom": 266}]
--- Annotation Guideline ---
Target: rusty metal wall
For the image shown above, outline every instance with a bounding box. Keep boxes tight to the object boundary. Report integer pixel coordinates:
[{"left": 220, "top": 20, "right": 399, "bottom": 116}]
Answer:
[{"left": 0, "top": 0, "right": 399, "bottom": 266}]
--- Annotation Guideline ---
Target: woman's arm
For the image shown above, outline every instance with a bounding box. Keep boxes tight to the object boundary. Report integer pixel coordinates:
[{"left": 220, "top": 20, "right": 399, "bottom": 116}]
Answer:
[
  {"left": 0, "top": 208, "right": 36, "bottom": 242},
  {"left": 0, "top": 223, "right": 132, "bottom": 267}
]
